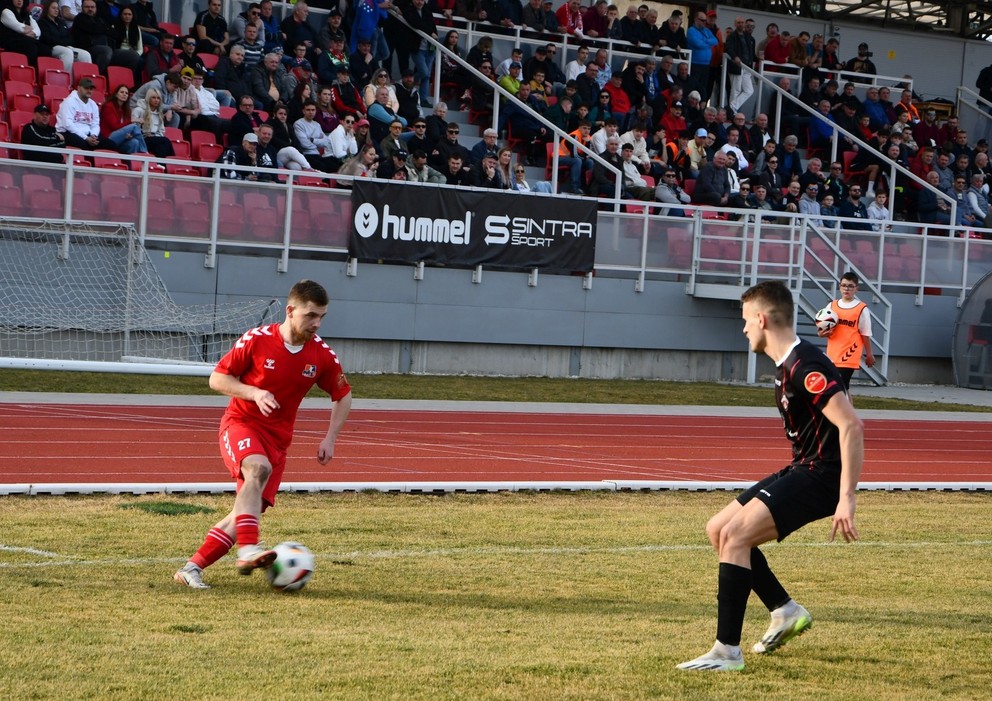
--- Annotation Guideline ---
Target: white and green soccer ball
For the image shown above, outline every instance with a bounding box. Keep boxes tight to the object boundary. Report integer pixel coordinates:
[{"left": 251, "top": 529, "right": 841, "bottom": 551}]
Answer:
[{"left": 266, "top": 542, "right": 315, "bottom": 592}]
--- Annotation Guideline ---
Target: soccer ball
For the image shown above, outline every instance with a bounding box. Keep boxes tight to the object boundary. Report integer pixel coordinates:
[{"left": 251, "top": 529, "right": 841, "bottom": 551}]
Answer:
[
  {"left": 815, "top": 307, "right": 839, "bottom": 332},
  {"left": 266, "top": 541, "right": 315, "bottom": 592}
]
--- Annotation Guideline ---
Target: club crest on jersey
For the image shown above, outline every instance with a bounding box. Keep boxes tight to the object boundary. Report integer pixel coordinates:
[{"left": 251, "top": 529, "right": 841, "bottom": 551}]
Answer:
[
  {"left": 804, "top": 371, "right": 828, "bottom": 394},
  {"left": 264, "top": 358, "right": 276, "bottom": 370},
  {"left": 302, "top": 364, "right": 317, "bottom": 378}
]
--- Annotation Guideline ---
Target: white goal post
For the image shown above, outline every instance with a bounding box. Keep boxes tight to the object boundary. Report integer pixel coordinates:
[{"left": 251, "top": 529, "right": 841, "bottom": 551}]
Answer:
[{"left": 0, "top": 219, "right": 279, "bottom": 375}]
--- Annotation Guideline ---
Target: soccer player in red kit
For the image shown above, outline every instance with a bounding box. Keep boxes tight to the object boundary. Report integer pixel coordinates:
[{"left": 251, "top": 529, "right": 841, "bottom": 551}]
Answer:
[
  {"left": 174, "top": 280, "right": 353, "bottom": 589},
  {"left": 677, "top": 280, "right": 864, "bottom": 671}
]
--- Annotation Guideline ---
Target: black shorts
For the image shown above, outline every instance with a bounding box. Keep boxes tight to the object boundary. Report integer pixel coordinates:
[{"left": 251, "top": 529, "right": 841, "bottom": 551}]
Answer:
[
  {"left": 837, "top": 367, "right": 855, "bottom": 389},
  {"left": 737, "top": 466, "right": 840, "bottom": 541}
]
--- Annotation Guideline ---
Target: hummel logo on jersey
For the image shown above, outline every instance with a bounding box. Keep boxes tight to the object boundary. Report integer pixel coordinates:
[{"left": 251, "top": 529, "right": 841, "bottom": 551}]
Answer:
[
  {"left": 235, "top": 325, "right": 274, "bottom": 349},
  {"left": 302, "top": 364, "right": 316, "bottom": 378},
  {"left": 264, "top": 358, "right": 275, "bottom": 370}
]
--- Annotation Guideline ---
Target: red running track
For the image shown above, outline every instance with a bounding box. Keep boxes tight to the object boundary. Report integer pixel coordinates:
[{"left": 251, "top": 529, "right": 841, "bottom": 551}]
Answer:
[{"left": 0, "top": 403, "right": 989, "bottom": 485}]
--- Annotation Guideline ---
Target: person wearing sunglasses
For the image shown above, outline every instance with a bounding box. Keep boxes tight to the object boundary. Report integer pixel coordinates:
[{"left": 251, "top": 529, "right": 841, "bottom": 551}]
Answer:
[
  {"left": 230, "top": 2, "right": 263, "bottom": 45},
  {"left": 428, "top": 114, "right": 470, "bottom": 171},
  {"left": 654, "top": 169, "right": 691, "bottom": 215},
  {"left": 403, "top": 118, "right": 431, "bottom": 155},
  {"left": 328, "top": 114, "right": 359, "bottom": 168},
  {"left": 798, "top": 182, "right": 823, "bottom": 227}
]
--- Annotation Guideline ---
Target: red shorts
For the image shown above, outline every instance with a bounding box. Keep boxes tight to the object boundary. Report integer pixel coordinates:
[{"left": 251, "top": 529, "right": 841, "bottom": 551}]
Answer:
[{"left": 219, "top": 417, "right": 287, "bottom": 508}]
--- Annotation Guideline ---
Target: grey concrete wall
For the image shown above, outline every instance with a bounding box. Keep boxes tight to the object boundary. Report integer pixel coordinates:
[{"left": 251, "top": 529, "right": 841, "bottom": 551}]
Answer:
[{"left": 151, "top": 248, "right": 957, "bottom": 383}]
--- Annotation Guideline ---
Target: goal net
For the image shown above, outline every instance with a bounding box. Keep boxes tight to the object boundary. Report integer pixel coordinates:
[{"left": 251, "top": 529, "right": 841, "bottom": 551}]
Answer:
[{"left": 0, "top": 219, "right": 279, "bottom": 374}]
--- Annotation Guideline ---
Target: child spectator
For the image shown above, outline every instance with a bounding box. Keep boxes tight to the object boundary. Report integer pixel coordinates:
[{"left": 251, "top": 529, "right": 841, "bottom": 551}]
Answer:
[{"left": 866, "top": 191, "right": 891, "bottom": 231}]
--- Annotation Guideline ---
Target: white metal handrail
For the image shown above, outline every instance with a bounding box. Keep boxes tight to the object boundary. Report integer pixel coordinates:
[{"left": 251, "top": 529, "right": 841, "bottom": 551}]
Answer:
[{"left": 4, "top": 142, "right": 991, "bottom": 307}]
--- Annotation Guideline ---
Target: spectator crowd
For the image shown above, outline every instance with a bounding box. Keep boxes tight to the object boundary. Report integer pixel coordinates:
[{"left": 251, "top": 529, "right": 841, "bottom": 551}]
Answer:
[{"left": 0, "top": 0, "right": 986, "bottom": 234}]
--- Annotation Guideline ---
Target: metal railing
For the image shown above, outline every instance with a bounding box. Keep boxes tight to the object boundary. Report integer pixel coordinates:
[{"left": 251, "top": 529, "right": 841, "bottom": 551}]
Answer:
[
  {"left": 387, "top": 8, "right": 629, "bottom": 203},
  {"left": 419, "top": 13, "right": 690, "bottom": 81},
  {"left": 4, "top": 143, "right": 991, "bottom": 303},
  {"left": 732, "top": 63, "right": 957, "bottom": 233},
  {"left": 955, "top": 86, "right": 992, "bottom": 150}
]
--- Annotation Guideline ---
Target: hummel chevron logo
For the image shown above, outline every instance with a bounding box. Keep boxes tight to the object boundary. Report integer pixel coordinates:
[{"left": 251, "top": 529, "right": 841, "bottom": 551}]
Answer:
[{"left": 234, "top": 326, "right": 273, "bottom": 348}]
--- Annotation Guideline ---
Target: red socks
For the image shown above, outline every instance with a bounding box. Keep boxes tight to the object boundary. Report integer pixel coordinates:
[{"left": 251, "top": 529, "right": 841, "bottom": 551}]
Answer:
[
  {"left": 189, "top": 527, "right": 234, "bottom": 570},
  {"left": 234, "top": 514, "right": 260, "bottom": 548},
  {"left": 187, "top": 516, "right": 260, "bottom": 570}
]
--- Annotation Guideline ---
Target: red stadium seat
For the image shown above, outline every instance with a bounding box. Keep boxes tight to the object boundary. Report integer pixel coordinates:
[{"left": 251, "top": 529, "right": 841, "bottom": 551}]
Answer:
[
  {"left": 27, "top": 189, "right": 65, "bottom": 218},
  {"left": 169, "top": 139, "right": 192, "bottom": 160},
  {"left": 173, "top": 184, "right": 205, "bottom": 204},
  {"left": 145, "top": 197, "right": 178, "bottom": 236},
  {"left": 42, "top": 68, "right": 72, "bottom": 89},
  {"left": 189, "top": 129, "right": 216, "bottom": 152},
  {"left": 245, "top": 206, "right": 281, "bottom": 242},
  {"left": 196, "top": 143, "right": 223, "bottom": 170},
  {"left": 6, "top": 65, "right": 37, "bottom": 86},
  {"left": 197, "top": 53, "right": 219, "bottom": 70},
  {"left": 165, "top": 157, "right": 200, "bottom": 176},
  {"left": 105, "top": 196, "right": 139, "bottom": 221},
  {"left": 23, "top": 173, "right": 55, "bottom": 191},
  {"left": 71, "top": 62, "right": 100, "bottom": 82},
  {"left": 294, "top": 175, "right": 329, "bottom": 188},
  {"left": 106, "top": 66, "right": 135, "bottom": 90},
  {"left": 36, "top": 57, "right": 63, "bottom": 78},
  {"left": 1, "top": 51, "right": 30, "bottom": 70},
  {"left": 9, "top": 110, "right": 34, "bottom": 142},
  {"left": 43, "top": 83, "right": 71, "bottom": 104},
  {"left": 0, "top": 185, "right": 23, "bottom": 216},
  {"left": 183, "top": 200, "right": 212, "bottom": 236},
  {"left": 4, "top": 79, "right": 37, "bottom": 99},
  {"left": 1, "top": 52, "right": 35, "bottom": 84},
  {"left": 146, "top": 182, "right": 169, "bottom": 201},
  {"left": 842, "top": 150, "right": 866, "bottom": 183},
  {"left": 243, "top": 192, "right": 273, "bottom": 211},
  {"left": 72, "top": 193, "right": 105, "bottom": 220},
  {"left": 67, "top": 149, "right": 92, "bottom": 167},
  {"left": 217, "top": 202, "right": 245, "bottom": 237},
  {"left": 93, "top": 153, "right": 129, "bottom": 170},
  {"left": 10, "top": 92, "right": 41, "bottom": 112}
]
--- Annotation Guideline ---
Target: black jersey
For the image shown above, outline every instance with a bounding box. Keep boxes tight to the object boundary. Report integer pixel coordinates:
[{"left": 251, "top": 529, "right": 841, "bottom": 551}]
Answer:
[{"left": 776, "top": 338, "right": 846, "bottom": 475}]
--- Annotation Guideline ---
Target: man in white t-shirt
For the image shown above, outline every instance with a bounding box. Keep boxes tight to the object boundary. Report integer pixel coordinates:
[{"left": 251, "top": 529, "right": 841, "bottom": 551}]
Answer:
[
  {"left": 589, "top": 118, "right": 619, "bottom": 157},
  {"left": 188, "top": 70, "right": 228, "bottom": 139},
  {"left": 564, "top": 44, "right": 590, "bottom": 82},
  {"left": 55, "top": 78, "right": 115, "bottom": 150}
]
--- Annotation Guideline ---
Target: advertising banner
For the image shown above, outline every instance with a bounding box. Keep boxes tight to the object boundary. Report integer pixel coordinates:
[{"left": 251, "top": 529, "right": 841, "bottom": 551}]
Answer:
[{"left": 349, "top": 181, "right": 597, "bottom": 272}]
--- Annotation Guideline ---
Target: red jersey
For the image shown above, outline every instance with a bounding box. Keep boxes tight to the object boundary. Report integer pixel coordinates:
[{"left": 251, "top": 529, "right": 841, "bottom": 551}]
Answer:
[{"left": 214, "top": 323, "right": 351, "bottom": 448}]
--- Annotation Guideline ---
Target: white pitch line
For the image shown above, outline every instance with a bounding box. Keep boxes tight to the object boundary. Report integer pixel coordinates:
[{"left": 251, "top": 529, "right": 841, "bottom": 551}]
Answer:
[
  {"left": 1, "top": 540, "right": 990, "bottom": 570},
  {"left": 0, "top": 544, "right": 65, "bottom": 558}
]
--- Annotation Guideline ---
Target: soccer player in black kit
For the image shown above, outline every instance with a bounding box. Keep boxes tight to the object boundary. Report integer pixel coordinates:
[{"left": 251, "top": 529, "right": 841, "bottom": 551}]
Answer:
[{"left": 678, "top": 280, "right": 865, "bottom": 672}]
